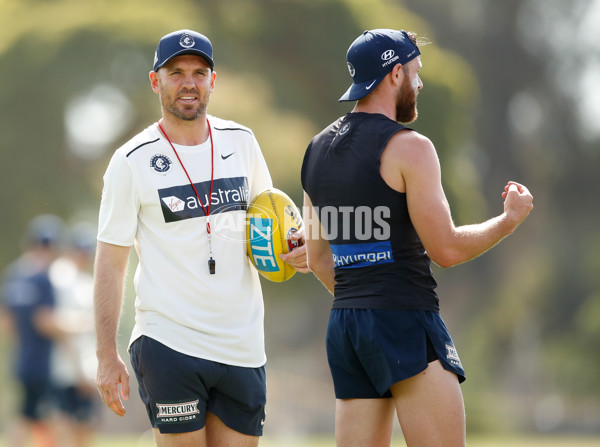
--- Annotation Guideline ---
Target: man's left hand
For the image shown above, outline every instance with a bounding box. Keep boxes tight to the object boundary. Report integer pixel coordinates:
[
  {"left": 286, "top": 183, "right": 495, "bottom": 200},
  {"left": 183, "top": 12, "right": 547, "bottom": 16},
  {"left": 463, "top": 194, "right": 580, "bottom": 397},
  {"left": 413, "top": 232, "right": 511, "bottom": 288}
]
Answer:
[{"left": 279, "top": 228, "right": 310, "bottom": 273}]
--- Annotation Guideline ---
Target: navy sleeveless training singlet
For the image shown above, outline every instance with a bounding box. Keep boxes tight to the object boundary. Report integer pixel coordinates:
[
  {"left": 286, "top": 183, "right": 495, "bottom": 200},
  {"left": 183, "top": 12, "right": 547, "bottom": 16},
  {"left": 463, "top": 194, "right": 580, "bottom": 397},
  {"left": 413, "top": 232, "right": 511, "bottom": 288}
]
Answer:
[{"left": 301, "top": 112, "right": 439, "bottom": 311}]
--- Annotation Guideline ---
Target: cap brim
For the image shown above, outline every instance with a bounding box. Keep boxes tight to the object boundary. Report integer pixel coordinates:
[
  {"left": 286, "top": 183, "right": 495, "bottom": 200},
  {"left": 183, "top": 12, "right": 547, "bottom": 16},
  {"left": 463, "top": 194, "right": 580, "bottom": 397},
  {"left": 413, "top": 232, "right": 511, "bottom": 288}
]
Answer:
[
  {"left": 338, "top": 75, "right": 386, "bottom": 102},
  {"left": 155, "top": 49, "right": 214, "bottom": 71}
]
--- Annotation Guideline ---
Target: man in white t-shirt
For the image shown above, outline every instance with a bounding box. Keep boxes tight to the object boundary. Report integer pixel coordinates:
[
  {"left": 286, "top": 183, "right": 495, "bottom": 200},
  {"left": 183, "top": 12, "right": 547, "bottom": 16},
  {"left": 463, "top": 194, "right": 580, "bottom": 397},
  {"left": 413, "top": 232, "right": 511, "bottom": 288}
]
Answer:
[
  {"left": 50, "top": 223, "right": 98, "bottom": 447},
  {"left": 94, "top": 29, "right": 308, "bottom": 447}
]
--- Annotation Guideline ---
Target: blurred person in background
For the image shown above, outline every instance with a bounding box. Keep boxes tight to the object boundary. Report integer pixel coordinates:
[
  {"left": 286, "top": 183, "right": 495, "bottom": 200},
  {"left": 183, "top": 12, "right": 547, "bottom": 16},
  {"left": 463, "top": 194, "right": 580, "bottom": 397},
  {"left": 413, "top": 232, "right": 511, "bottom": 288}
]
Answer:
[
  {"left": 49, "top": 222, "right": 98, "bottom": 447},
  {"left": 302, "top": 29, "right": 533, "bottom": 446},
  {"left": 1, "top": 214, "right": 64, "bottom": 447}
]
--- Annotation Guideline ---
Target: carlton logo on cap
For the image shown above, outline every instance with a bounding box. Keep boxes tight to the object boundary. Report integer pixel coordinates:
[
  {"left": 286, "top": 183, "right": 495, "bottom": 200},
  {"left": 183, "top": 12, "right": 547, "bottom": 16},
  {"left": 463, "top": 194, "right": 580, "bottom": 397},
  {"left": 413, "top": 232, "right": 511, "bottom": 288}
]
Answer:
[
  {"left": 179, "top": 34, "right": 195, "bottom": 49},
  {"left": 153, "top": 29, "right": 215, "bottom": 72},
  {"left": 347, "top": 62, "right": 356, "bottom": 78}
]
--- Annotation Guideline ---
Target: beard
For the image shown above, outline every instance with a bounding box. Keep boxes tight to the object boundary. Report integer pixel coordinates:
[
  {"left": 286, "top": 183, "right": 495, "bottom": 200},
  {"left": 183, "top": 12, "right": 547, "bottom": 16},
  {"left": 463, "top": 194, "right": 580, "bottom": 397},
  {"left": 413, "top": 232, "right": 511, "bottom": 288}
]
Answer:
[
  {"left": 160, "top": 87, "right": 209, "bottom": 121},
  {"left": 395, "top": 76, "right": 418, "bottom": 124}
]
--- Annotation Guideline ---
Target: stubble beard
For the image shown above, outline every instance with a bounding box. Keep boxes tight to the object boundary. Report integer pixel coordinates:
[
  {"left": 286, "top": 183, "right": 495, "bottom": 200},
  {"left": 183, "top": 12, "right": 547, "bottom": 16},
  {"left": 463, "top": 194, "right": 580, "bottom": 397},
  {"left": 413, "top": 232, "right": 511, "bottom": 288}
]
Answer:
[
  {"left": 395, "top": 77, "right": 418, "bottom": 124},
  {"left": 161, "top": 89, "right": 209, "bottom": 122}
]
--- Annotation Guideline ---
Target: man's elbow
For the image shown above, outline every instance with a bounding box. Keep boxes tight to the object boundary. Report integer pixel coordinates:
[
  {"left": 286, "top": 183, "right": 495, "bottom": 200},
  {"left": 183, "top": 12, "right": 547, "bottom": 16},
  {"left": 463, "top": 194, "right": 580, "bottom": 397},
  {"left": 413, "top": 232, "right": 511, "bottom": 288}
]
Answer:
[{"left": 428, "top": 248, "right": 463, "bottom": 269}]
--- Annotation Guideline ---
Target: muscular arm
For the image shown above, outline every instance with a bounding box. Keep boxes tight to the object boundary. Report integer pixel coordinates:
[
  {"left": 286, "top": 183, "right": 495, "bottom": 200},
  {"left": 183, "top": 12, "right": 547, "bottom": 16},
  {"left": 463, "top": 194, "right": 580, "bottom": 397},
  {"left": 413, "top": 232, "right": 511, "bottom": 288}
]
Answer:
[
  {"left": 303, "top": 192, "right": 336, "bottom": 295},
  {"left": 381, "top": 131, "right": 533, "bottom": 268},
  {"left": 93, "top": 241, "right": 131, "bottom": 416}
]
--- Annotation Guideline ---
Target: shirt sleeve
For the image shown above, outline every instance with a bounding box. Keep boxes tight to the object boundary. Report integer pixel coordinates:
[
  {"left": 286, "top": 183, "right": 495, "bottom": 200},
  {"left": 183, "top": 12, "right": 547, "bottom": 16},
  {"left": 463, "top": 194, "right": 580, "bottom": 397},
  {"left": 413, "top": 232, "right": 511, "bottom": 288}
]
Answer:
[
  {"left": 250, "top": 136, "right": 273, "bottom": 201},
  {"left": 97, "top": 151, "right": 139, "bottom": 246}
]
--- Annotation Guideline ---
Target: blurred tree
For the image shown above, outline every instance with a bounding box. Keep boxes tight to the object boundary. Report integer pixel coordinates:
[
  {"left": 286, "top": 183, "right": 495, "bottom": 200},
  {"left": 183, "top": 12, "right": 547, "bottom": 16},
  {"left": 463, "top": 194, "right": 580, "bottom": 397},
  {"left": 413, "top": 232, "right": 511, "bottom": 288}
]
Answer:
[
  {"left": 405, "top": 0, "right": 600, "bottom": 433},
  {"left": 0, "top": 0, "right": 473, "bottom": 265}
]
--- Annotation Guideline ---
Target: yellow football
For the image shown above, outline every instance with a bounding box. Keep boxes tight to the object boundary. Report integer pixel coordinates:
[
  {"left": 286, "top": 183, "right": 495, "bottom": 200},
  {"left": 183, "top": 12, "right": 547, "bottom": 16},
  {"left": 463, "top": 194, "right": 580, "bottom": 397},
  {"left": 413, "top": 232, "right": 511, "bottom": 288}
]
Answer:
[{"left": 246, "top": 188, "right": 303, "bottom": 282}]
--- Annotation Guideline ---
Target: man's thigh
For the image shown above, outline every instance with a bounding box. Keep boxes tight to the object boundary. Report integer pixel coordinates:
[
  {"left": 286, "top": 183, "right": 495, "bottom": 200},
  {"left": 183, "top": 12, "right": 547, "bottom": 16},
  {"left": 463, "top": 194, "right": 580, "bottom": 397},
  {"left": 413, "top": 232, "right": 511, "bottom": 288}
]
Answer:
[
  {"left": 153, "top": 412, "right": 259, "bottom": 447},
  {"left": 335, "top": 398, "right": 395, "bottom": 447},
  {"left": 391, "top": 360, "right": 465, "bottom": 447}
]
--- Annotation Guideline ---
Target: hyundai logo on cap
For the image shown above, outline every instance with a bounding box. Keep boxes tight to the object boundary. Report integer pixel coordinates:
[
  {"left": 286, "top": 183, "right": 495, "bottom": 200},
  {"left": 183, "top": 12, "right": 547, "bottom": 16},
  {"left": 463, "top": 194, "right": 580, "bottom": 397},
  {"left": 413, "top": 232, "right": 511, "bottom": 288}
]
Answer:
[
  {"left": 339, "top": 29, "right": 420, "bottom": 102},
  {"left": 153, "top": 29, "right": 215, "bottom": 72}
]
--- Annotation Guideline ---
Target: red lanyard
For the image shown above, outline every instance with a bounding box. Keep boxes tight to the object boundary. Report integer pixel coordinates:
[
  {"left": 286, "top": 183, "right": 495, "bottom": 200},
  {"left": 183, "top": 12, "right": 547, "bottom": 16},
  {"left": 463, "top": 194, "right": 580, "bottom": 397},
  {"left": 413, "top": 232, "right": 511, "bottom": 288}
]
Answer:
[
  {"left": 158, "top": 119, "right": 214, "bottom": 233},
  {"left": 158, "top": 119, "right": 216, "bottom": 274}
]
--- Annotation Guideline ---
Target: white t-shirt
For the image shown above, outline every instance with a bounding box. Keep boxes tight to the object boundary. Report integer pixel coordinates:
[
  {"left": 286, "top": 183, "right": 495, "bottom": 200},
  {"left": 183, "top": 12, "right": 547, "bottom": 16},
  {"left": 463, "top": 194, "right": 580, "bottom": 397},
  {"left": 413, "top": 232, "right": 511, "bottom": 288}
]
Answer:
[
  {"left": 49, "top": 257, "right": 96, "bottom": 386},
  {"left": 98, "top": 117, "right": 273, "bottom": 367}
]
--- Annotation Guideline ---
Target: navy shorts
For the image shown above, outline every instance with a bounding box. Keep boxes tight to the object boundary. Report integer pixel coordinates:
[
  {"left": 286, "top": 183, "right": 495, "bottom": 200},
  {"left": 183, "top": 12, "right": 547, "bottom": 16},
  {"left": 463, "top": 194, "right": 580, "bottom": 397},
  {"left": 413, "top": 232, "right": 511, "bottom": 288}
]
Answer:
[
  {"left": 326, "top": 309, "right": 466, "bottom": 399},
  {"left": 55, "top": 386, "right": 95, "bottom": 422},
  {"left": 130, "top": 336, "right": 266, "bottom": 436},
  {"left": 20, "top": 379, "right": 53, "bottom": 420}
]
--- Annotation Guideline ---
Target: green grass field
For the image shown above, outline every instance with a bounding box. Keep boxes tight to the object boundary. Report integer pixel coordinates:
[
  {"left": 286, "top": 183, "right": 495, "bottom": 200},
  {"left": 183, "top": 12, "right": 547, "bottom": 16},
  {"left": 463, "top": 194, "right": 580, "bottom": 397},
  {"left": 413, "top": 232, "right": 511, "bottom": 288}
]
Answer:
[
  {"left": 2, "top": 433, "right": 599, "bottom": 446},
  {"left": 70, "top": 434, "right": 600, "bottom": 447}
]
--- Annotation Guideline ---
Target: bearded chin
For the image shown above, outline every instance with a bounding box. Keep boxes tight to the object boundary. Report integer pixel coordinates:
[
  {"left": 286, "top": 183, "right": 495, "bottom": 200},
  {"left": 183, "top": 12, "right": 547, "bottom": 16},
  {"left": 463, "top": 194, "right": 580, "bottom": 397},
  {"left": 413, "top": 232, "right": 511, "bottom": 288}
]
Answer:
[
  {"left": 160, "top": 90, "right": 208, "bottom": 121},
  {"left": 395, "top": 81, "right": 418, "bottom": 124},
  {"left": 166, "top": 103, "right": 207, "bottom": 121},
  {"left": 397, "top": 102, "right": 417, "bottom": 124}
]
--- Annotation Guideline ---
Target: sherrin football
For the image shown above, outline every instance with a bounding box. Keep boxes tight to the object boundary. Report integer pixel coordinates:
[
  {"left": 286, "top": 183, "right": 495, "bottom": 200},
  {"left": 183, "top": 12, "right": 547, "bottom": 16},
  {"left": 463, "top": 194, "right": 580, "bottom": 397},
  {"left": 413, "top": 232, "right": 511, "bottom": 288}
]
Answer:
[{"left": 246, "top": 188, "right": 303, "bottom": 282}]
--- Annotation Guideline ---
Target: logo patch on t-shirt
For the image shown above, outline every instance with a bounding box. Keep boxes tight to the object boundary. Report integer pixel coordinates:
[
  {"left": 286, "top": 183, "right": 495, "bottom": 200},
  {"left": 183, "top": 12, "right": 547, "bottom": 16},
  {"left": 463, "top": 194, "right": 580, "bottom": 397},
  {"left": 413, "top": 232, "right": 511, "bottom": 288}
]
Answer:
[
  {"left": 158, "top": 177, "right": 249, "bottom": 222},
  {"left": 150, "top": 154, "right": 172, "bottom": 174},
  {"left": 330, "top": 241, "right": 394, "bottom": 269},
  {"left": 161, "top": 196, "right": 186, "bottom": 212}
]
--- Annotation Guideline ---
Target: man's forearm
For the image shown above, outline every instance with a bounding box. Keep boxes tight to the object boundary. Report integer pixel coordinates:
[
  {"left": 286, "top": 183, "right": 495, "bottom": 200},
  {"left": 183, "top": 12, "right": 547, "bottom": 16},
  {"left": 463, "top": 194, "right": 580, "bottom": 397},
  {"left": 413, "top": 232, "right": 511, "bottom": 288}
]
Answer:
[{"left": 93, "top": 242, "right": 130, "bottom": 358}]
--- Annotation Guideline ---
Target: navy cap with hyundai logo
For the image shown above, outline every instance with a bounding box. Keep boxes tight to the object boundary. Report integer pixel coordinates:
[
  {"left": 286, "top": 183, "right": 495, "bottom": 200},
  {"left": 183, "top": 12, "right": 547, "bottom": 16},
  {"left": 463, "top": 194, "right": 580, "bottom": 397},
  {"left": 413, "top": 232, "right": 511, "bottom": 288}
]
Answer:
[
  {"left": 153, "top": 29, "right": 215, "bottom": 72},
  {"left": 339, "top": 29, "right": 420, "bottom": 102}
]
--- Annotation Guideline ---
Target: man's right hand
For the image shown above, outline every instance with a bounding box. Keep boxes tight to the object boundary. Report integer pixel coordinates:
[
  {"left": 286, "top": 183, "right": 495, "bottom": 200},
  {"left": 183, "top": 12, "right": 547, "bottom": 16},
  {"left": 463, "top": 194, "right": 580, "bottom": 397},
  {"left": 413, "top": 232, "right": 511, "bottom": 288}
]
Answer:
[
  {"left": 502, "top": 181, "right": 534, "bottom": 231},
  {"left": 96, "top": 353, "right": 130, "bottom": 417}
]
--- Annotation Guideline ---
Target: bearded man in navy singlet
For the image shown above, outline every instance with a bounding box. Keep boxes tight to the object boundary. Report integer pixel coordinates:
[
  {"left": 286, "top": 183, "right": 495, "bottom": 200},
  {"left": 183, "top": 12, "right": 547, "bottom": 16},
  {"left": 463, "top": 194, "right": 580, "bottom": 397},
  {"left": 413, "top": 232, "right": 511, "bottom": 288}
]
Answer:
[{"left": 302, "top": 29, "right": 533, "bottom": 447}]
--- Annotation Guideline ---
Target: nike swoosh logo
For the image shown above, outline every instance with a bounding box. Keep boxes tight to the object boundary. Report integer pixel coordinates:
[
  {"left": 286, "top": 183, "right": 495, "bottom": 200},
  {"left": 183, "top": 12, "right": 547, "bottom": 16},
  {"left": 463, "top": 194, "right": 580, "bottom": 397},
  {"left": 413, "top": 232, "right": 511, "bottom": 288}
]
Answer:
[
  {"left": 365, "top": 80, "right": 377, "bottom": 90},
  {"left": 221, "top": 152, "right": 234, "bottom": 160}
]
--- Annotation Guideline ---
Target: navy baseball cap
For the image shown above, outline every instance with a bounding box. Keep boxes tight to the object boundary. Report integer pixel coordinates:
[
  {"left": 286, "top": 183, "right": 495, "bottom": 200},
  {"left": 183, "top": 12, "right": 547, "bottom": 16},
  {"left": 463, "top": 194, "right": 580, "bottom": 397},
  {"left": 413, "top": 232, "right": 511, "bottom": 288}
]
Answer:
[
  {"left": 25, "top": 214, "right": 65, "bottom": 247},
  {"left": 153, "top": 29, "right": 214, "bottom": 72},
  {"left": 69, "top": 221, "right": 97, "bottom": 253},
  {"left": 339, "top": 29, "right": 420, "bottom": 102}
]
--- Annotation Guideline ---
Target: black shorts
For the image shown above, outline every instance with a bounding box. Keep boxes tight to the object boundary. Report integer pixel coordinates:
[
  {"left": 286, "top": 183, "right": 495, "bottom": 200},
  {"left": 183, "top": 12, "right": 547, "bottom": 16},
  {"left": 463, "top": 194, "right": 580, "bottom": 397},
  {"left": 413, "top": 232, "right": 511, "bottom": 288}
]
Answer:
[
  {"left": 326, "top": 309, "right": 466, "bottom": 399},
  {"left": 130, "top": 336, "right": 266, "bottom": 436}
]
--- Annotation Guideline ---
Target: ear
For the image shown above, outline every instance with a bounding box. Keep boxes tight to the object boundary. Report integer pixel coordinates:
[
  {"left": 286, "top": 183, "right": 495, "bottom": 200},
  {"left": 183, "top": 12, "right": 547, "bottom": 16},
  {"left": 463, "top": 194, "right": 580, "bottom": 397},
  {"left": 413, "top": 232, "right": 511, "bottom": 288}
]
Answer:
[
  {"left": 149, "top": 71, "right": 160, "bottom": 94},
  {"left": 210, "top": 70, "right": 217, "bottom": 93},
  {"left": 390, "top": 64, "right": 404, "bottom": 87}
]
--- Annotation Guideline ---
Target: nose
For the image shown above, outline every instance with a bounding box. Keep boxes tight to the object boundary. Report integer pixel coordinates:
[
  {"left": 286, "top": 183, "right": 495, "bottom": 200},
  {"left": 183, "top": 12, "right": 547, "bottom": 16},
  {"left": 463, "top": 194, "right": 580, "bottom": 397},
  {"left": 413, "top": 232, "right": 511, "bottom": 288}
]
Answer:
[
  {"left": 181, "top": 73, "right": 195, "bottom": 89},
  {"left": 417, "top": 75, "right": 423, "bottom": 90}
]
